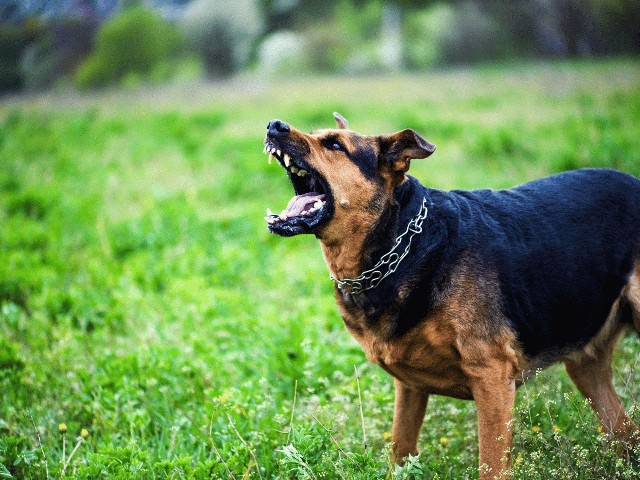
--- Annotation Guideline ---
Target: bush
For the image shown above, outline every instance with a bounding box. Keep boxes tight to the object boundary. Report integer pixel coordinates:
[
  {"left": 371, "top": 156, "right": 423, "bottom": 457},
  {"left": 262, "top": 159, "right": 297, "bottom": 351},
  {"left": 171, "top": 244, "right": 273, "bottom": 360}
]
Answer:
[
  {"left": 75, "top": 7, "right": 181, "bottom": 89},
  {"left": 404, "top": 1, "right": 511, "bottom": 69},
  {"left": 180, "top": 0, "right": 263, "bottom": 78}
]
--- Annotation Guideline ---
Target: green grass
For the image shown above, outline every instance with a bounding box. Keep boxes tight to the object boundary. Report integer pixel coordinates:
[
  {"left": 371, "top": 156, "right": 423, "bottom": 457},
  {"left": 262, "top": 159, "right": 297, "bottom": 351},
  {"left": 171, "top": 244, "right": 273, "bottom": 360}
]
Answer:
[{"left": 1, "top": 59, "right": 640, "bottom": 479}]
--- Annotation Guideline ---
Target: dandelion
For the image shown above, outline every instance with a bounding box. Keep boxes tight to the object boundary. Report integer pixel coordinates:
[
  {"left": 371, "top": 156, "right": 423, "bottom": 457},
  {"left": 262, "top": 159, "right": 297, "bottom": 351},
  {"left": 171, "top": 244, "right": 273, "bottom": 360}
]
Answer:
[
  {"left": 552, "top": 424, "right": 562, "bottom": 433},
  {"left": 60, "top": 427, "right": 88, "bottom": 477},
  {"left": 382, "top": 431, "right": 392, "bottom": 441},
  {"left": 59, "top": 423, "right": 68, "bottom": 463},
  {"left": 439, "top": 436, "right": 449, "bottom": 445},
  {"left": 532, "top": 426, "right": 541, "bottom": 433}
]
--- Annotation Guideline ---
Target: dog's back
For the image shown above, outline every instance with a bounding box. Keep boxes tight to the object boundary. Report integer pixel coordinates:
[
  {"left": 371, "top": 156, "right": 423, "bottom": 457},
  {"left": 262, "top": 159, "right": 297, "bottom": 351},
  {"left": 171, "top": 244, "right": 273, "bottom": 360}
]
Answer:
[{"left": 441, "top": 168, "right": 640, "bottom": 356}]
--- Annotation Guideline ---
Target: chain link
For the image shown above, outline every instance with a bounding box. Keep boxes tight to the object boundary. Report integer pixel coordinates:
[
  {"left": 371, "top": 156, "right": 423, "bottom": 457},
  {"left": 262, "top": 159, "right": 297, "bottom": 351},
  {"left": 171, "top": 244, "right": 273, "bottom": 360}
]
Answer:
[{"left": 331, "top": 198, "right": 428, "bottom": 294}]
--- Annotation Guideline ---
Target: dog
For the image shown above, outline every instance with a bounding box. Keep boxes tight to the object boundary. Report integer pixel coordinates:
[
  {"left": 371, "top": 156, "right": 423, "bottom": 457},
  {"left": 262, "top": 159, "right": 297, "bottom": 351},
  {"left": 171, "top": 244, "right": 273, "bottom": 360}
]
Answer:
[{"left": 262, "top": 112, "right": 640, "bottom": 478}]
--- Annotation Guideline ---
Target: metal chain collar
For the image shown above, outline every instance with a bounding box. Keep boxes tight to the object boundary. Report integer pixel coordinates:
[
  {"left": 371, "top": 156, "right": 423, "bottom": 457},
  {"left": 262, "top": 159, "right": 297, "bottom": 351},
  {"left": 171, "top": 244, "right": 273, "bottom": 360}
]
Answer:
[{"left": 330, "top": 197, "right": 429, "bottom": 294}]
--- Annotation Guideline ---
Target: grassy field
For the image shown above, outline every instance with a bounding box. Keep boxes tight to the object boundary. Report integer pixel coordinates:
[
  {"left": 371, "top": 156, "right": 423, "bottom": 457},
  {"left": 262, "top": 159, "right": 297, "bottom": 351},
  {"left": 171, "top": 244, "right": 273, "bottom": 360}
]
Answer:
[{"left": 1, "top": 59, "right": 640, "bottom": 479}]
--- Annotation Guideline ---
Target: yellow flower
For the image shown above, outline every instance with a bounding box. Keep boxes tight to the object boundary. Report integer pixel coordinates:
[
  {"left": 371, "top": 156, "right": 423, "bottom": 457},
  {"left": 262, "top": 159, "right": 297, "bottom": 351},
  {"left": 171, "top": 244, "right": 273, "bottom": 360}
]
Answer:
[
  {"left": 80, "top": 428, "right": 89, "bottom": 438},
  {"left": 58, "top": 423, "right": 67, "bottom": 433},
  {"left": 439, "top": 437, "right": 449, "bottom": 445},
  {"left": 532, "top": 426, "right": 541, "bottom": 433},
  {"left": 552, "top": 425, "right": 561, "bottom": 433},
  {"left": 382, "top": 431, "right": 392, "bottom": 441},
  {"left": 515, "top": 453, "right": 523, "bottom": 465}
]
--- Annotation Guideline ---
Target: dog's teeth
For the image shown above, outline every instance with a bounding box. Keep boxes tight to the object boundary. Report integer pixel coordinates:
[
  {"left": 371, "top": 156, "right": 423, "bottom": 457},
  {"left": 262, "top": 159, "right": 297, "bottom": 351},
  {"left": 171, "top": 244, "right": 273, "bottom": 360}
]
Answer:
[
  {"left": 268, "top": 153, "right": 274, "bottom": 164},
  {"left": 313, "top": 201, "right": 323, "bottom": 209},
  {"left": 264, "top": 216, "right": 276, "bottom": 224},
  {"left": 276, "top": 149, "right": 281, "bottom": 157},
  {"left": 290, "top": 165, "right": 298, "bottom": 174},
  {"left": 298, "top": 169, "right": 308, "bottom": 177},
  {"left": 283, "top": 154, "right": 290, "bottom": 167},
  {"left": 267, "top": 208, "right": 275, "bottom": 216},
  {"left": 279, "top": 213, "right": 288, "bottom": 220}
]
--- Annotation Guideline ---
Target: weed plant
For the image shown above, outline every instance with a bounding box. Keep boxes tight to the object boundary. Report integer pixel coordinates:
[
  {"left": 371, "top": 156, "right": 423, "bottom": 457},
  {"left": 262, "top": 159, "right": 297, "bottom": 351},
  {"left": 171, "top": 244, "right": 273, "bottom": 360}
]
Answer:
[{"left": 1, "top": 59, "right": 639, "bottom": 478}]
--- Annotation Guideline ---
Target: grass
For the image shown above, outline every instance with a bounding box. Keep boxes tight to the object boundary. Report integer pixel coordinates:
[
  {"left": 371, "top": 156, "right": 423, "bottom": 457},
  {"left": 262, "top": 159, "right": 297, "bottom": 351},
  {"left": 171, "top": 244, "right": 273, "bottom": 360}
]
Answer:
[{"left": 1, "top": 58, "right": 640, "bottom": 479}]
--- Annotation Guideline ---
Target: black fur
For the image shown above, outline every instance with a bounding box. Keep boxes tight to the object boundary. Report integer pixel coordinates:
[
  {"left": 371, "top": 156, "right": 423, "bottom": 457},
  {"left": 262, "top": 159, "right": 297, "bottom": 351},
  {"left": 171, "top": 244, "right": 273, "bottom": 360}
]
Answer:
[{"left": 341, "top": 168, "right": 640, "bottom": 358}]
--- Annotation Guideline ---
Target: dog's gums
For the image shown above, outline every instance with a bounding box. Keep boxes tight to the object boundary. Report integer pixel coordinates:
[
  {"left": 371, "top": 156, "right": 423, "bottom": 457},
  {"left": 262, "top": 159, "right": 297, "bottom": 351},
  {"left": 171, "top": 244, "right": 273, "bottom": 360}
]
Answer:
[{"left": 262, "top": 137, "right": 333, "bottom": 236}]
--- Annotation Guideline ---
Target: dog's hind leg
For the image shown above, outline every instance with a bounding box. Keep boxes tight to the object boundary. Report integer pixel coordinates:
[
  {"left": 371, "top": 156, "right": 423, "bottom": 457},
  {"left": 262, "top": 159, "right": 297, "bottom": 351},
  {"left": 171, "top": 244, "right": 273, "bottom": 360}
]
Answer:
[{"left": 564, "top": 293, "right": 639, "bottom": 449}]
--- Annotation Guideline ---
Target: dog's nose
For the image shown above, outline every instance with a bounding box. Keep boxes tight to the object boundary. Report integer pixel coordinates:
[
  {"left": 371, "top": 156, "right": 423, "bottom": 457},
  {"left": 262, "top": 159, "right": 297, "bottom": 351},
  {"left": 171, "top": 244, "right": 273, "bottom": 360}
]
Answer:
[{"left": 267, "top": 119, "right": 290, "bottom": 136}]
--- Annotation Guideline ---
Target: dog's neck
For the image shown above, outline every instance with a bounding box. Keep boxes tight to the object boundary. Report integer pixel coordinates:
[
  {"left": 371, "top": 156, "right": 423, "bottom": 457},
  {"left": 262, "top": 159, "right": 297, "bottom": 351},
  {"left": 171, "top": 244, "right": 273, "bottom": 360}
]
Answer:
[
  {"left": 319, "top": 179, "right": 419, "bottom": 291},
  {"left": 319, "top": 220, "right": 383, "bottom": 284}
]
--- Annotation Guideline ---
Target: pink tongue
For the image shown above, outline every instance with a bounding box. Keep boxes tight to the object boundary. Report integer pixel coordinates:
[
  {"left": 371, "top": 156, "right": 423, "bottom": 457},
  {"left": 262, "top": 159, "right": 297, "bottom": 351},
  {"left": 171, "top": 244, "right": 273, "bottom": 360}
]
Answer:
[{"left": 281, "top": 192, "right": 325, "bottom": 217}]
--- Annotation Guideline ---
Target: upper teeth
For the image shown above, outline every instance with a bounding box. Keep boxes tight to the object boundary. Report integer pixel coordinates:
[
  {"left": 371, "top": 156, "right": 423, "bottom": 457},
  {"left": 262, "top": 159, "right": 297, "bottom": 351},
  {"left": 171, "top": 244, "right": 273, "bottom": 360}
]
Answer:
[{"left": 264, "top": 145, "right": 310, "bottom": 177}]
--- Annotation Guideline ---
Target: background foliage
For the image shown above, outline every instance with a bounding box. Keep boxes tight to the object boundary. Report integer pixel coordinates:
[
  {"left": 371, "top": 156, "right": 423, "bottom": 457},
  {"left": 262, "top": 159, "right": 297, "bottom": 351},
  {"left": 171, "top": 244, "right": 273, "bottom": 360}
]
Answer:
[
  {"left": 1, "top": 59, "right": 639, "bottom": 478},
  {"left": 0, "top": 0, "right": 639, "bottom": 92},
  {"left": 75, "top": 7, "right": 182, "bottom": 89}
]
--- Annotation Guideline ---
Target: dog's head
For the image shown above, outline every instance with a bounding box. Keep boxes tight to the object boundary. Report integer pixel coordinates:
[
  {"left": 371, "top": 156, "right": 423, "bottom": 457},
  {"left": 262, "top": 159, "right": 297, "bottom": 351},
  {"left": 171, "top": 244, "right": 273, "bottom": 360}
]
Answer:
[{"left": 263, "top": 112, "right": 435, "bottom": 239}]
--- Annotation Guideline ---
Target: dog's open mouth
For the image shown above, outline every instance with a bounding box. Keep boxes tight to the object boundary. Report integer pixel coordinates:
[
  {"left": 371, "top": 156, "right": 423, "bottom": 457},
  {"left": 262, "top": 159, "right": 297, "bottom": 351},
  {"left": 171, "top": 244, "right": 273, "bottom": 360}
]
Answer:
[{"left": 263, "top": 138, "right": 333, "bottom": 236}]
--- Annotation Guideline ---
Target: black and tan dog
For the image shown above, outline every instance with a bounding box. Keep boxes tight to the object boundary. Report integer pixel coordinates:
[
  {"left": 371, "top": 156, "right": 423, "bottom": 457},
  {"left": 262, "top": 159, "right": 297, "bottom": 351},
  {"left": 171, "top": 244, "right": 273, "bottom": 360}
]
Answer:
[{"left": 263, "top": 113, "right": 640, "bottom": 478}]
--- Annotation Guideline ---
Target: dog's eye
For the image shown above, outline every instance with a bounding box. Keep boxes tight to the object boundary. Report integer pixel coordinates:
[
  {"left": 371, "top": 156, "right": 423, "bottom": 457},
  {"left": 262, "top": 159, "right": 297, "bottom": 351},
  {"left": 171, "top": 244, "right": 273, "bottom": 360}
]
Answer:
[{"left": 326, "top": 140, "right": 345, "bottom": 152}]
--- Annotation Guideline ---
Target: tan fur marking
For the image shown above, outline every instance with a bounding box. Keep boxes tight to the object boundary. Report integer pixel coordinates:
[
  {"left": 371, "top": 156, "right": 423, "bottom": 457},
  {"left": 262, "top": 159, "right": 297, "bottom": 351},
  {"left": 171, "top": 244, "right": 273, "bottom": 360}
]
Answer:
[
  {"left": 281, "top": 127, "right": 384, "bottom": 280},
  {"left": 626, "top": 262, "right": 640, "bottom": 332},
  {"left": 309, "top": 132, "right": 384, "bottom": 279}
]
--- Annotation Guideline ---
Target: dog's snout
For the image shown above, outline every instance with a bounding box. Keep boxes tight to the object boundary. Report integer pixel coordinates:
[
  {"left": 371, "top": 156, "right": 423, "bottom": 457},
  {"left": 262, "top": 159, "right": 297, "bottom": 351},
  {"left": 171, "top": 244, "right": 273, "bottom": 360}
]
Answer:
[{"left": 267, "top": 119, "right": 290, "bottom": 136}]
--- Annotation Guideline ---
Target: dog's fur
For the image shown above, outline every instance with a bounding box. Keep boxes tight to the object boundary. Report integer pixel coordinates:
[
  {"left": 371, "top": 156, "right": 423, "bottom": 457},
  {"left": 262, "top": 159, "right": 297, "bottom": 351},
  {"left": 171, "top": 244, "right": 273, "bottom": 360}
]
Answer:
[{"left": 263, "top": 113, "right": 640, "bottom": 478}]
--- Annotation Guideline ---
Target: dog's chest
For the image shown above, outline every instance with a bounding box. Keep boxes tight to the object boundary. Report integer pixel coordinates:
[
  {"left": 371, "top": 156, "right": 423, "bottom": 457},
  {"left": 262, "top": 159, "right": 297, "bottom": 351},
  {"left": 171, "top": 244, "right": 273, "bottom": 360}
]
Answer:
[{"left": 341, "top": 309, "right": 474, "bottom": 399}]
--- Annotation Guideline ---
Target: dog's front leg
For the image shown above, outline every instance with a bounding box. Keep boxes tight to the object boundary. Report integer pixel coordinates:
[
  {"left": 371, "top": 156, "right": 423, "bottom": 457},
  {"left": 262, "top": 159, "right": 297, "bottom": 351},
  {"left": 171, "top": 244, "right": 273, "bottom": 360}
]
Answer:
[
  {"left": 470, "top": 374, "right": 516, "bottom": 480},
  {"left": 391, "top": 379, "right": 429, "bottom": 464}
]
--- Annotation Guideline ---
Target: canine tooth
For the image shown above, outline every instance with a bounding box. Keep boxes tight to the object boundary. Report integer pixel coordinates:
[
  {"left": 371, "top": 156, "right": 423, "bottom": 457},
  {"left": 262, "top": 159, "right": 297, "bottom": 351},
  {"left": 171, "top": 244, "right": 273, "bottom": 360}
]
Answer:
[
  {"left": 268, "top": 153, "right": 274, "bottom": 164},
  {"left": 276, "top": 149, "right": 282, "bottom": 158},
  {"left": 283, "top": 154, "right": 290, "bottom": 167},
  {"left": 298, "top": 169, "right": 308, "bottom": 177}
]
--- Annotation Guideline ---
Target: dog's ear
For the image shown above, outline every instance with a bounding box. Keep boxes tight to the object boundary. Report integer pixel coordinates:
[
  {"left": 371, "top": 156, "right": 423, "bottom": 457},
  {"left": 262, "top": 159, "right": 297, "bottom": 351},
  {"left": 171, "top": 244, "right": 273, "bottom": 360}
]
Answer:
[
  {"left": 333, "top": 112, "right": 349, "bottom": 130},
  {"left": 379, "top": 129, "right": 435, "bottom": 174}
]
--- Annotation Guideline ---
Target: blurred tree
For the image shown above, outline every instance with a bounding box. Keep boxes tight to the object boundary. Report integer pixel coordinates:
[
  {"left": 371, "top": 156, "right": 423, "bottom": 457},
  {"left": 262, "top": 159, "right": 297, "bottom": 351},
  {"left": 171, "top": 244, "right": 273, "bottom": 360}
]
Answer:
[
  {"left": 23, "top": 18, "right": 97, "bottom": 90},
  {"left": 0, "top": 24, "right": 27, "bottom": 92},
  {"left": 181, "top": 0, "right": 263, "bottom": 78},
  {"left": 75, "top": 6, "right": 181, "bottom": 88}
]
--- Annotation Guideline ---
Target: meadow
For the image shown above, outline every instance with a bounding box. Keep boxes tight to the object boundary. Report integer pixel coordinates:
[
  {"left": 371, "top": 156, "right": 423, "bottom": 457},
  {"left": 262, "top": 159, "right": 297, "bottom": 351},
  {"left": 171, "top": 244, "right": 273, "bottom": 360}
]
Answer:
[{"left": 1, "top": 59, "right": 640, "bottom": 479}]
